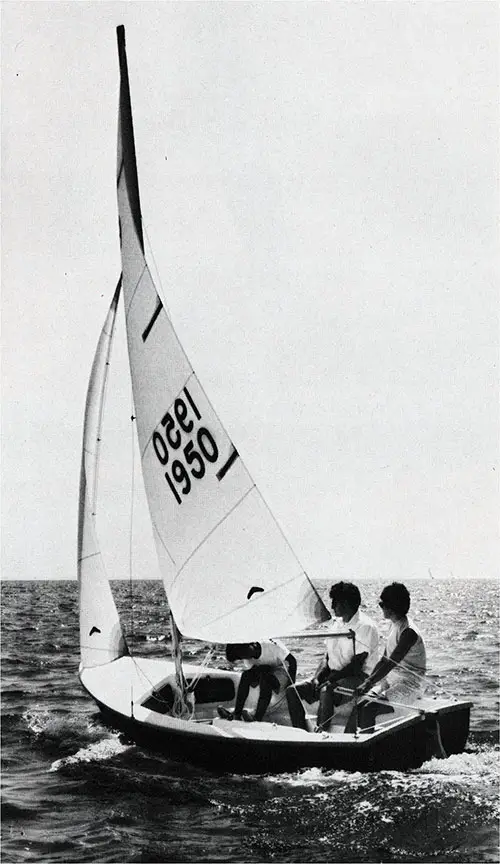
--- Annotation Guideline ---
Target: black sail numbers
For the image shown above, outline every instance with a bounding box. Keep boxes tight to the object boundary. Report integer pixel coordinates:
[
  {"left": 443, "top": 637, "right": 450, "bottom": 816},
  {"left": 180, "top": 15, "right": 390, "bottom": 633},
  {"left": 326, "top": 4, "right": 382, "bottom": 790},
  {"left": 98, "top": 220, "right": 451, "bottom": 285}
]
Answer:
[{"left": 152, "top": 386, "right": 219, "bottom": 504}]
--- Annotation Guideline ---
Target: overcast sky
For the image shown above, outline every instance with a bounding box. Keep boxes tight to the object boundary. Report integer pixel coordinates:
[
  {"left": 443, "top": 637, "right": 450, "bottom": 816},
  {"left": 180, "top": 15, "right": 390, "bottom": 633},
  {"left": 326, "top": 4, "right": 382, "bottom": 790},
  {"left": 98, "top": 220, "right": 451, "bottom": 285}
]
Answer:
[{"left": 2, "top": 1, "right": 498, "bottom": 583}]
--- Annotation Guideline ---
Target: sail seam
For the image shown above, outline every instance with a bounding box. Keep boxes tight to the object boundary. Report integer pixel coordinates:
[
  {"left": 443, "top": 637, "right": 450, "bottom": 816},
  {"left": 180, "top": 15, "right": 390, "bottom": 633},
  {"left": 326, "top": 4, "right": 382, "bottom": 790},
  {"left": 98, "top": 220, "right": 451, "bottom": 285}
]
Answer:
[
  {"left": 116, "top": 157, "right": 124, "bottom": 186},
  {"left": 194, "top": 570, "right": 308, "bottom": 629},
  {"left": 253, "top": 482, "right": 327, "bottom": 616},
  {"left": 152, "top": 519, "right": 177, "bottom": 567},
  {"left": 80, "top": 643, "right": 124, "bottom": 653},
  {"left": 169, "top": 484, "right": 256, "bottom": 590},
  {"left": 124, "top": 263, "right": 148, "bottom": 319}
]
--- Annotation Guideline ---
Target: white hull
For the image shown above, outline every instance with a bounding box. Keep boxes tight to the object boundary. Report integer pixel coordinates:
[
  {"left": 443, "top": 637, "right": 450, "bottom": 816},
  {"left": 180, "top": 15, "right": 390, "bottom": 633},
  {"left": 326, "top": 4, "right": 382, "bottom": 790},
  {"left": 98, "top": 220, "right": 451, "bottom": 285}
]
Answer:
[{"left": 80, "top": 656, "right": 472, "bottom": 773}]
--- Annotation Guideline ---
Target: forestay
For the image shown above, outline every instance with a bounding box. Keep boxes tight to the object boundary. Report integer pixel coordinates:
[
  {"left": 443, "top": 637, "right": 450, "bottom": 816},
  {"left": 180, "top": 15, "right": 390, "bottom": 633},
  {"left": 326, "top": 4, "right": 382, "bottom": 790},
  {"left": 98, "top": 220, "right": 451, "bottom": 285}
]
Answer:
[{"left": 116, "top": 27, "right": 329, "bottom": 642}]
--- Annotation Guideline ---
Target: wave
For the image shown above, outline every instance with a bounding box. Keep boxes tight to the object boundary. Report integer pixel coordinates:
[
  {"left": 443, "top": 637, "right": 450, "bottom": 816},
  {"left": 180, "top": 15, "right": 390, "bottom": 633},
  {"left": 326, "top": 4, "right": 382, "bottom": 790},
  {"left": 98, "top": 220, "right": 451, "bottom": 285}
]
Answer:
[
  {"left": 416, "top": 749, "right": 499, "bottom": 784},
  {"left": 470, "top": 729, "right": 500, "bottom": 746},
  {"left": 1, "top": 801, "right": 37, "bottom": 821},
  {"left": 2, "top": 687, "right": 27, "bottom": 699},
  {"left": 51, "top": 753, "right": 214, "bottom": 804},
  {"left": 263, "top": 766, "right": 372, "bottom": 791},
  {"left": 50, "top": 735, "right": 130, "bottom": 772},
  {"left": 22, "top": 708, "right": 115, "bottom": 759},
  {"left": 261, "top": 745, "right": 500, "bottom": 799}
]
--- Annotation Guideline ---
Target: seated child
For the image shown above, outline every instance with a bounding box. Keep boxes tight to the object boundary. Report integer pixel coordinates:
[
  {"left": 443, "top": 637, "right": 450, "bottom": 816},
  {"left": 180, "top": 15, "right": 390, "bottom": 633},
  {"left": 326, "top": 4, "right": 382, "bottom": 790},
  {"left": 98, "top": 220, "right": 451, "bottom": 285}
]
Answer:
[{"left": 218, "top": 640, "right": 296, "bottom": 722}]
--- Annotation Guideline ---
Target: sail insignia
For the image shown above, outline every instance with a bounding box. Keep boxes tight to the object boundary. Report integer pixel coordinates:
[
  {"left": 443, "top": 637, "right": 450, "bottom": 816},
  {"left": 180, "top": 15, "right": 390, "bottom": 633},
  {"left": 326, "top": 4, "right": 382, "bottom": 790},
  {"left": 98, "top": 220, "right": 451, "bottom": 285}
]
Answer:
[{"left": 247, "top": 586, "right": 265, "bottom": 600}]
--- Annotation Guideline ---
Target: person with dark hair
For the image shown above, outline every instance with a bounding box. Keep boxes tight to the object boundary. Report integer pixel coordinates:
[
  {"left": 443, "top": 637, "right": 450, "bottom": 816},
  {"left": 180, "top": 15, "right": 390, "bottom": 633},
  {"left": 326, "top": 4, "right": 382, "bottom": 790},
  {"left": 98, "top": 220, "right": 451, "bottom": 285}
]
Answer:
[
  {"left": 217, "top": 640, "right": 296, "bottom": 722},
  {"left": 286, "top": 581, "right": 379, "bottom": 731},
  {"left": 351, "top": 582, "right": 426, "bottom": 728}
]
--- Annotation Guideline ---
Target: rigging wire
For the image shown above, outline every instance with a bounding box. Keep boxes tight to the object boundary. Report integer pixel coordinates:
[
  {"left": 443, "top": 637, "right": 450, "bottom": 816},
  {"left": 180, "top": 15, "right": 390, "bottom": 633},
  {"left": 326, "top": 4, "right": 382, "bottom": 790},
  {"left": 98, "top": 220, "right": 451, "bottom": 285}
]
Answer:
[
  {"left": 126, "top": 643, "right": 219, "bottom": 716},
  {"left": 85, "top": 279, "right": 122, "bottom": 587},
  {"left": 142, "top": 220, "right": 173, "bottom": 321},
  {"left": 91, "top": 276, "right": 122, "bottom": 515},
  {"left": 128, "top": 404, "right": 136, "bottom": 717},
  {"left": 185, "top": 646, "right": 217, "bottom": 694}
]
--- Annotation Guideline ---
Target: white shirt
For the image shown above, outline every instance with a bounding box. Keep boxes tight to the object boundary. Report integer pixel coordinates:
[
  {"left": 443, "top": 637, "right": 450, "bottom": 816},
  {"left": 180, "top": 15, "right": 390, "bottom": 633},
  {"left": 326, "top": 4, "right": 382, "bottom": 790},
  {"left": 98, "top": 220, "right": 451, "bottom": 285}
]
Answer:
[
  {"left": 384, "top": 616, "right": 426, "bottom": 690},
  {"left": 325, "top": 610, "right": 380, "bottom": 676},
  {"left": 243, "top": 638, "right": 289, "bottom": 670}
]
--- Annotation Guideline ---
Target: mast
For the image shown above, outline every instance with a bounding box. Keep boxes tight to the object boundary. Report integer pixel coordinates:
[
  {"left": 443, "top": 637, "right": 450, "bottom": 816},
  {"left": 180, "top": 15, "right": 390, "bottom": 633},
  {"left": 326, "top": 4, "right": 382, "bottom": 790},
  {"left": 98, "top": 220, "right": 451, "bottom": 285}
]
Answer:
[
  {"left": 170, "top": 614, "right": 190, "bottom": 713},
  {"left": 116, "top": 25, "right": 144, "bottom": 252},
  {"left": 116, "top": 26, "right": 192, "bottom": 710}
]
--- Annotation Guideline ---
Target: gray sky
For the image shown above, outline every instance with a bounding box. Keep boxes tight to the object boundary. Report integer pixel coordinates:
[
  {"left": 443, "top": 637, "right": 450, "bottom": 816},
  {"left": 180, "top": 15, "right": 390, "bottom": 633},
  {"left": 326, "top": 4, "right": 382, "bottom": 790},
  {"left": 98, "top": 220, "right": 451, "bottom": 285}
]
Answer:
[{"left": 2, "top": 1, "right": 498, "bottom": 582}]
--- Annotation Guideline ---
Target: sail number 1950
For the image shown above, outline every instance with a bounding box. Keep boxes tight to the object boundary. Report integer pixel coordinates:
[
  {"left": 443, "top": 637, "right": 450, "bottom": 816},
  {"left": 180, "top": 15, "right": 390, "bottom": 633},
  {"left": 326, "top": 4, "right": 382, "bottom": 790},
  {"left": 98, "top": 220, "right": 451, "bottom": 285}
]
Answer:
[{"left": 152, "top": 386, "right": 219, "bottom": 504}]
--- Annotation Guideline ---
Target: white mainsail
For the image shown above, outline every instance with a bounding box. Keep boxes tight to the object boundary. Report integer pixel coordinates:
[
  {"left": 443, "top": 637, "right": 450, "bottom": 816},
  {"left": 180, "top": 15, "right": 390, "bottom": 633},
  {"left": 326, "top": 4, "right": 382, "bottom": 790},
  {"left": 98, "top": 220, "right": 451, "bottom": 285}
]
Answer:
[
  {"left": 78, "top": 281, "right": 128, "bottom": 669},
  {"left": 116, "top": 26, "right": 330, "bottom": 642}
]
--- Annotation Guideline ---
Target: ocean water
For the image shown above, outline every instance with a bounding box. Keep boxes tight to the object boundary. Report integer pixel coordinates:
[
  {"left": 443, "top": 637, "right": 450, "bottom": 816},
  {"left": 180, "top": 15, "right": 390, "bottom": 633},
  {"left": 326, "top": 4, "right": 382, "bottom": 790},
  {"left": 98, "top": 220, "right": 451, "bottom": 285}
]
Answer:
[{"left": 1, "top": 578, "right": 499, "bottom": 864}]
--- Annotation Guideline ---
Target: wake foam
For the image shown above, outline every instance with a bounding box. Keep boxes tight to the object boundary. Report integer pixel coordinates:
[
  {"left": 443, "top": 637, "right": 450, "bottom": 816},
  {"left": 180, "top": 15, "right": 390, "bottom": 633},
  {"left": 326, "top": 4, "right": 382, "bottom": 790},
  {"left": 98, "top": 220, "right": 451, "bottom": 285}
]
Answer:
[
  {"left": 264, "top": 747, "right": 499, "bottom": 798},
  {"left": 50, "top": 735, "right": 130, "bottom": 772},
  {"left": 23, "top": 708, "right": 53, "bottom": 736},
  {"left": 265, "top": 767, "right": 371, "bottom": 788},
  {"left": 417, "top": 751, "right": 491, "bottom": 775},
  {"left": 23, "top": 709, "right": 103, "bottom": 744},
  {"left": 23, "top": 708, "right": 130, "bottom": 767},
  {"left": 414, "top": 748, "right": 500, "bottom": 792}
]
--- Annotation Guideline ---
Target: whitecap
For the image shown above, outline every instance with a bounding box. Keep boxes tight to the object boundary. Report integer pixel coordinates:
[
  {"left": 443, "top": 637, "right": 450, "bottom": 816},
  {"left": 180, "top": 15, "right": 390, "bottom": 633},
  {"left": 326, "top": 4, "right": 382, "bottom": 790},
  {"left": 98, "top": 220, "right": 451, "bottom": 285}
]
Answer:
[
  {"left": 265, "top": 767, "right": 370, "bottom": 788},
  {"left": 49, "top": 735, "right": 130, "bottom": 772},
  {"left": 23, "top": 709, "right": 106, "bottom": 745},
  {"left": 23, "top": 709, "right": 50, "bottom": 735},
  {"left": 416, "top": 750, "right": 499, "bottom": 781},
  {"left": 355, "top": 799, "right": 376, "bottom": 813}
]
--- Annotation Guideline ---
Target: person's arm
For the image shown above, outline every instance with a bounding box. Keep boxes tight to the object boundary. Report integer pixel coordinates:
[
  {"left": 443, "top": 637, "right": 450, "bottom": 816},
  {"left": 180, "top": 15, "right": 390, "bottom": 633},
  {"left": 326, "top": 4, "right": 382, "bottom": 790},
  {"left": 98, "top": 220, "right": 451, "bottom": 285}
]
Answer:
[
  {"left": 311, "top": 653, "right": 329, "bottom": 687},
  {"left": 364, "top": 623, "right": 381, "bottom": 674},
  {"left": 357, "top": 628, "right": 418, "bottom": 695},
  {"left": 322, "top": 652, "right": 368, "bottom": 687}
]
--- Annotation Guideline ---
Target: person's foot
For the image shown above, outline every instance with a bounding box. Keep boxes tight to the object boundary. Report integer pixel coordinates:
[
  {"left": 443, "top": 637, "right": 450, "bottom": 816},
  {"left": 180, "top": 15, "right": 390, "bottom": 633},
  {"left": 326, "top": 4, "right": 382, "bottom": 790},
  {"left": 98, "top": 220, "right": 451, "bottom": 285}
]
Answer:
[
  {"left": 241, "top": 709, "right": 255, "bottom": 722},
  {"left": 217, "top": 706, "right": 234, "bottom": 720}
]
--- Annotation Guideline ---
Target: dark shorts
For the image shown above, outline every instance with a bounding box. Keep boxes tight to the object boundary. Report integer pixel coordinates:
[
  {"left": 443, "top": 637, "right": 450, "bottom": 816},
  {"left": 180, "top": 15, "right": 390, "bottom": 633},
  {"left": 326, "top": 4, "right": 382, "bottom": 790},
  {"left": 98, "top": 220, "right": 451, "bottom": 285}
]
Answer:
[
  {"left": 293, "top": 679, "right": 319, "bottom": 704},
  {"left": 242, "top": 665, "right": 281, "bottom": 693}
]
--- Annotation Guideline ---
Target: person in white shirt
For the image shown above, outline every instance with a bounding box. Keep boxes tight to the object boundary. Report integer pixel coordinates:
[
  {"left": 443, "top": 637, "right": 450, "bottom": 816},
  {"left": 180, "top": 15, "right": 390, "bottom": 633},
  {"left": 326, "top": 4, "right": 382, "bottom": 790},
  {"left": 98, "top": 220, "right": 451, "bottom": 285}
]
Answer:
[
  {"left": 218, "top": 640, "right": 296, "bottom": 722},
  {"left": 351, "top": 582, "right": 426, "bottom": 729},
  {"left": 286, "top": 581, "right": 380, "bottom": 731}
]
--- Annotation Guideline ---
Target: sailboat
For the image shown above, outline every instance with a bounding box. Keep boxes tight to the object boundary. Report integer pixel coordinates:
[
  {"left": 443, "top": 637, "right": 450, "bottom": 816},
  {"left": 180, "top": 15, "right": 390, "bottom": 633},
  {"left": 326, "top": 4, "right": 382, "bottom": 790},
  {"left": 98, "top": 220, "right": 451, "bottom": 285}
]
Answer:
[{"left": 78, "top": 26, "right": 472, "bottom": 773}]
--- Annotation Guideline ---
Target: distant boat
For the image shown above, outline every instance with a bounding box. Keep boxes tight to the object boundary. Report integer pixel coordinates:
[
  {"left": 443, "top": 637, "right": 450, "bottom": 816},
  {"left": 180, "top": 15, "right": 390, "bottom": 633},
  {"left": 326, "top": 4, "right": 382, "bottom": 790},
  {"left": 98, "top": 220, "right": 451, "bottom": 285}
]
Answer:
[{"left": 78, "top": 25, "right": 472, "bottom": 773}]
